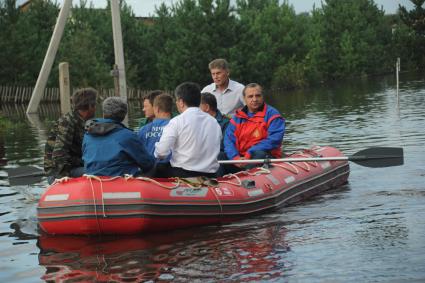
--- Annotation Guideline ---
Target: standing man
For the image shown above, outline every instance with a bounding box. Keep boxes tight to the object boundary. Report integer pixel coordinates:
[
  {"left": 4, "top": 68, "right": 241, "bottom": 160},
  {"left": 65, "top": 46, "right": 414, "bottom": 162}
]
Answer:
[
  {"left": 155, "top": 82, "right": 222, "bottom": 178},
  {"left": 223, "top": 83, "right": 285, "bottom": 172},
  {"left": 44, "top": 88, "right": 97, "bottom": 184},
  {"left": 201, "top": 58, "right": 245, "bottom": 115}
]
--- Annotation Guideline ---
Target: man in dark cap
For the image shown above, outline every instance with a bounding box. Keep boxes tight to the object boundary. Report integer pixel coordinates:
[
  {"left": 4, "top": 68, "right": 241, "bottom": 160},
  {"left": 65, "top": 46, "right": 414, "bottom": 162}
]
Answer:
[
  {"left": 44, "top": 87, "right": 97, "bottom": 184},
  {"left": 83, "top": 96, "right": 154, "bottom": 176}
]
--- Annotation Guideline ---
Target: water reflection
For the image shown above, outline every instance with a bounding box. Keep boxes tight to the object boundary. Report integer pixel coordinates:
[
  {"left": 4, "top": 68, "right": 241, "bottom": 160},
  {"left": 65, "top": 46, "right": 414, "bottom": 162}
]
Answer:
[{"left": 38, "top": 222, "right": 290, "bottom": 282}]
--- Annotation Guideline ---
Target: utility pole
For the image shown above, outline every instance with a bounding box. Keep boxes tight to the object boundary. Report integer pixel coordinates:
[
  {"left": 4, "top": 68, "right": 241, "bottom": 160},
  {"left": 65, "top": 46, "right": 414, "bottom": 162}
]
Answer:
[
  {"left": 26, "top": 0, "right": 72, "bottom": 114},
  {"left": 111, "top": 0, "right": 127, "bottom": 100}
]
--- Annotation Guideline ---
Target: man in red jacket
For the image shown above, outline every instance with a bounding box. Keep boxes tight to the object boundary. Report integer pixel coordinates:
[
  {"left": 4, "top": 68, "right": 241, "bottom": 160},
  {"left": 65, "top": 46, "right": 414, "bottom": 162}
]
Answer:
[{"left": 222, "top": 83, "right": 285, "bottom": 173}]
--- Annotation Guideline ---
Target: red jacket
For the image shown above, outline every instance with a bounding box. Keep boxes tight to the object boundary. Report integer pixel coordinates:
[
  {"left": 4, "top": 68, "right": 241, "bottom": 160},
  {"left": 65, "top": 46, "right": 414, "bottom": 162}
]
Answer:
[{"left": 224, "top": 104, "right": 285, "bottom": 159}]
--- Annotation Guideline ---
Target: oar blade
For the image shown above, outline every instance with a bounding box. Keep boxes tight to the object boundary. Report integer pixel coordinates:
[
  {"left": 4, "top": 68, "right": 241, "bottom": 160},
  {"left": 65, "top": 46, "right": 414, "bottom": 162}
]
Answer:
[
  {"left": 9, "top": 175, "right": 43, "bottom": 186},
  {"left": 6, "top": 166, "right": 45, "bottom": 186},
  {"left": 350, "top": 147, "right": 404, "bottom": 168}
]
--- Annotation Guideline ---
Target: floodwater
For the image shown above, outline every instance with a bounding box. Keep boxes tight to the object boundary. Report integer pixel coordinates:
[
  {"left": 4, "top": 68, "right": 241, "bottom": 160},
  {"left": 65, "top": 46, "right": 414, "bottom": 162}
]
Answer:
[{"left": 0, "top": 72, "right": 424, "bottom": 282}]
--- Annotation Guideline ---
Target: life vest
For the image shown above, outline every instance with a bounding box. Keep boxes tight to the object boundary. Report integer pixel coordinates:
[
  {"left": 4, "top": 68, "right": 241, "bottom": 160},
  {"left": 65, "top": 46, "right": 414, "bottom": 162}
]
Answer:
[{"left": 232, "top": 104, "right": 282, "bottom": 158}]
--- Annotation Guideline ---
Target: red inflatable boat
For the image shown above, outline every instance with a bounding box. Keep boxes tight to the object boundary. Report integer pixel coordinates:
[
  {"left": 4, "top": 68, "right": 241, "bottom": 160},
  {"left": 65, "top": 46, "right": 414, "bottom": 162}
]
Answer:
[{"left": 37, "top": 146, "right": 350, "bottom": 235}]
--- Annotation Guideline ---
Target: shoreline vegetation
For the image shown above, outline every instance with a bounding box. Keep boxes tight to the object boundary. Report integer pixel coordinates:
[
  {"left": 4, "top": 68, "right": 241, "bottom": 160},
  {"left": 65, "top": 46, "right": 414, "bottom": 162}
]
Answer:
[{"left": 0, "top": 0, "right": 424, "bottom": 92}]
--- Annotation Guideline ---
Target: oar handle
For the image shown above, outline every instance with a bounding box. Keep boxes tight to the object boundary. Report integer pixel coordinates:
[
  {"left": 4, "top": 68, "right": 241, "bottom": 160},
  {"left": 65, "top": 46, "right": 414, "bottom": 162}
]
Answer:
[{"left": 218, "top": 157, "right": 349, "bottom": 164}]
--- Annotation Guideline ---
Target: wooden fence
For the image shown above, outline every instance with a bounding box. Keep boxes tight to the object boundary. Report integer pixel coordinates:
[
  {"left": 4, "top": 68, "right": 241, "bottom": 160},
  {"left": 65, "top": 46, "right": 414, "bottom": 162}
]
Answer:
[{"left": 0, "top": 85, "right": 154, "bottom": 104}]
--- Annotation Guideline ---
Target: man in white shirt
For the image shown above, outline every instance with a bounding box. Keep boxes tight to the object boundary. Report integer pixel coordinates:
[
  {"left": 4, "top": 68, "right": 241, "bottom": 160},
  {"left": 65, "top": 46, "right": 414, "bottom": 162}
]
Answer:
[
  {"left": 201, "top": 58, "right": 245, "bottom": 115},
  {"left": 155, "top": 82, "right": 222, "bottom": 178}
]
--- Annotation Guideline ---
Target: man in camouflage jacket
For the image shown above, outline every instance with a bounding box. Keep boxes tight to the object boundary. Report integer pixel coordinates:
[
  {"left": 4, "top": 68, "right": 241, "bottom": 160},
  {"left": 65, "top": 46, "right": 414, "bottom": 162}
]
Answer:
[{"left": 44, "top": 88, "right": 97, "bottom": 184}]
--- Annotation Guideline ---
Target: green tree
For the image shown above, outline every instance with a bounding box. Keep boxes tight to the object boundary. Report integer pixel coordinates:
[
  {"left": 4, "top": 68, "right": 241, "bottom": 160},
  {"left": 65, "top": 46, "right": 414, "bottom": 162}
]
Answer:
[
  {"left": 315, "top": 0, "right": 392, "bottom": 79},
  {"left": 399, "top": 0, "right": 425, "bottom": 68},
  {"left": 155, "top": 0, "right": 239, "bottom": 89},
  {"left": 0, "top": 0, "right": 20, "bottom": 84}
]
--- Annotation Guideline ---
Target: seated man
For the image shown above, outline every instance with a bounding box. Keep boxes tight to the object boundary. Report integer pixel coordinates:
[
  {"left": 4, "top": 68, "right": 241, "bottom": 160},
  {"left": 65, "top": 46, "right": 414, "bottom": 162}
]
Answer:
[
  {"left": 139, "top": 90, "right": 164, "bottom": 128},
  {"left": 83, "top": 96, "right": 154, "bottom": 176},
  {"left": 155, "top": 82, "right": 222, "bottom": 178},
  {"left": 223, "top": 83, "right": 285, "bottom": 172},
  {"left": 44, "top": 88, "right": 97, "bottom": 184},
  {"left": 200, "top": 92, "right": 229, "bottom": 151},
  {"left": 138, "top": 93, "right": 173, "bottom": 176}
]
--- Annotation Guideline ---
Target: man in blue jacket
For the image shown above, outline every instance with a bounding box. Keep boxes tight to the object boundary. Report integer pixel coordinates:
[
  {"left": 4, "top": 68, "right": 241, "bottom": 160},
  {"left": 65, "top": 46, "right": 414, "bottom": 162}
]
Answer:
[
  {"left": 222, "top": 83, "right": 285, "bottom": 173},
  {"left": 138, "top": 93, "right": 173, "bottom": 176},
  {"left": 83, "top": 97, "right": 154, "bottom": 176}
]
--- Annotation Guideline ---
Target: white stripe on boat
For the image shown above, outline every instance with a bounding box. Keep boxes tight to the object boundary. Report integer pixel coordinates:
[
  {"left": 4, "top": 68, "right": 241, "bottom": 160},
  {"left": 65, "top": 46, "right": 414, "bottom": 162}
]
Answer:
[
  {"left": 285, "top": 176, "right": 295, "bottom": 184},
  {"left": 45, "top": 194, "right": 69, "bottom": 201},
  {"left": 266, "top": 174, "right": 280, "bottom": 185},
  {"left": 248, "top": 189, "right": 264, "bottom": 197},
  {"left": 320, "top": 161, "right": 331, "bottom": 169},
  {"left": 103, "top": 192, "right": 141, "bottom": 199}
]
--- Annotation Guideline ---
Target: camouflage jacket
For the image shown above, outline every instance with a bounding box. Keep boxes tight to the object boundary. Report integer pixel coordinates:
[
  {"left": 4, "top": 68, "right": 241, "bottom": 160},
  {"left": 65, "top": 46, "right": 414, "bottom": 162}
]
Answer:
[{"left": 44, "top": 111, "right": 85, "bottom": 178}]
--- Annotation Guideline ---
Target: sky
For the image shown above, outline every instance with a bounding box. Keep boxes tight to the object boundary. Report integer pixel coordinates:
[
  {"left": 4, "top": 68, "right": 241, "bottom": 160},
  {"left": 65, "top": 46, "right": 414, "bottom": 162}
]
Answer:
[{"left": 76, "top": 0, "right": 414, "bottom": 16}]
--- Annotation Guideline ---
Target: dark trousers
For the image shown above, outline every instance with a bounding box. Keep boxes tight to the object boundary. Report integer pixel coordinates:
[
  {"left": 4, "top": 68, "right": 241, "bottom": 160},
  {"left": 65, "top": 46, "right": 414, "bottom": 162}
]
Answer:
[
  {"left": 159, "top": 165, "right": 217, "bottom": 178},
  {"left": 47, "top": 166, "right": 85, "bottom": 185},
  {"left": 217, "top": 150, "right": 270, "bottom": 176}
]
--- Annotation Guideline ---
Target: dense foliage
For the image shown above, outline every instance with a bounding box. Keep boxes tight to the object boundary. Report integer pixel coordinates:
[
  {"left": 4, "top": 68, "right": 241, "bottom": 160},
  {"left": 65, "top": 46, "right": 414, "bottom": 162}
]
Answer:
[{"left": 0, "top": 0, "right": 423, "bottom": 90}]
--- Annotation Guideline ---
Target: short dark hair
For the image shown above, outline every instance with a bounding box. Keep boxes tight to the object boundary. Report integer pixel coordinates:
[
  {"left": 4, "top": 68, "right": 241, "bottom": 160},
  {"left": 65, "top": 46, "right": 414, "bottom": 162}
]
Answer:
[
  {"left": 153, "top": 93, "right": 173, "bottom": 113},
  {"left": 208, "top": 58, "right": 229, "bottom": 70},
  {"left": 143, "top": 90, "right": 164, "bottom": 105},
  {"left": 174, "top": 82, "right": 201, "bottom": 107},
  {"left": 200, "top": 92, "right": 217, "bottom": 112},
  {"left": 72, "top": 87, "right": 97, "bottom": 111},
  {"left": 243, "top": 83, "right": 263, "bottom": 96}
]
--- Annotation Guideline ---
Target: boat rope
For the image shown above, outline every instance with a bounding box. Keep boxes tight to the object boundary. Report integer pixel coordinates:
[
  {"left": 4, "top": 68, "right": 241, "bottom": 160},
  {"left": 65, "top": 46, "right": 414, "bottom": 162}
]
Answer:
[
  {"left": 218, "top": 173, "right": 242, "bottom": 186},
  {"left": 272, "top": 162, "right": 299, "bottom": 174},
  {"left": 85, "top": 176, "right": 102, "bottom": 233},
  {"left": 51, "top": 176, "right": 71, "bottom": 185},
  {"left": 209, "top": 186, "right": 223, "bottom": 216},
  {"left": 84, "top": 175, "right": 122, "bottom": 219},
  {"left": 218, "top": 167, "right": 271, "bottom": 186},
  {"left": 126, "top": 175, "right": 181, "bottom": 190}
]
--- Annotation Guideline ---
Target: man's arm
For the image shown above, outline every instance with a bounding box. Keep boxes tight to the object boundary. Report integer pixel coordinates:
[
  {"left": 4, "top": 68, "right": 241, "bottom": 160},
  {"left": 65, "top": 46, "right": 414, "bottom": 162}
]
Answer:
[
  {"left": 223, "top": 120, "right": 240, "bottom": 160},
  {"left": 154, "top": 120, "right": 178, "bottom": 159},
  {"left": 123, "top": 135, "right": 155, "bottom": 172},
  {"left": 246, "top": 117, "right": 285, "bottom": 158},
  {"left": 52, "top": 115, "right": 76, "bottom": 176}
]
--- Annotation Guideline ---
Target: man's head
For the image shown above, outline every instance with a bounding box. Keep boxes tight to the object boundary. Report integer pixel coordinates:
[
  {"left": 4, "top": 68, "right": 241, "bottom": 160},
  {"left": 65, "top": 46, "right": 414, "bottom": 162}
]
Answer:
[
  {"left": 103, "top": 96, "right": 127, "bottom": 122},
  {"left": 153, "top": 93, "right": 173, "bottom": 118},
  {"left": 72, "top": 87, "right": 97, "bottom": 120},
  {"left": 208, "top": 58, "right": 230, "bottom": 90},
  {"left": 174, "top": 82, "right": 201, "bottom": 113},
  {"left": 243, "top": 83, "right": 264, "bottom": 113},
  {"left": 142, "top": 90, "right": 164, "bottom": 119},
  {"left": 200, "top": 92, "right": 217, "bottom": 116}
]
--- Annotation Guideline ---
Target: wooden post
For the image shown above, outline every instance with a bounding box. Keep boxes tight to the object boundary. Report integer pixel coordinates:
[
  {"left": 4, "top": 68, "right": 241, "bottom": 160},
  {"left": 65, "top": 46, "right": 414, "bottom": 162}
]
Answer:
[
  {"left": 26, "top": 0, "right": 72, "bottom": 114},
  {"left": 111, "top": 64, "right": 120, "bottom": 96},
  {"left": 110, "top": 0, "right": 127, "bottom": 101},
  {"left": 396, "top": 58, "right": 400, "bottom": 98},
  {"left": 59, "top": 62, "right": 71, "bottom": 114}
]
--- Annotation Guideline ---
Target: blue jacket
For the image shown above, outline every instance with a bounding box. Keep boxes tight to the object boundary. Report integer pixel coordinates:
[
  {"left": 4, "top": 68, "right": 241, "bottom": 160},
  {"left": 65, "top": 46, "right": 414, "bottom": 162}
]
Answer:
[
  {"left": 83, "top": 118, "right": 154, "bottom": 176},
  {"left": 215, "top": 110, "right": 230, "bottom": 151},
  {"left": 138, "top": 118, "right": 171, "bottom": 163},
  {"left": 224, "top": 104, "right": 285, "bottom": 159}
]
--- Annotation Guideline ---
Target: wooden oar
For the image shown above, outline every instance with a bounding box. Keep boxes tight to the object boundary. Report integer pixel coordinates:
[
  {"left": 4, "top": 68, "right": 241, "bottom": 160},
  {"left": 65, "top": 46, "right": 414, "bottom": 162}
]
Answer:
[
  {"left": 218, "top": 147, "right": 404, "bottom": 168},
  {"left": 6, "top": 165, "right": 44, "bottom": 186}
]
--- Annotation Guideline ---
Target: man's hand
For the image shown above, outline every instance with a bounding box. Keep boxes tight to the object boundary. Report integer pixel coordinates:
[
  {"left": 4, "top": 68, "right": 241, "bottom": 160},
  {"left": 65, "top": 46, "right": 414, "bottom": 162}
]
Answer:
[{"left": 233, "top": 156, "right": 247, "bottom": 168}]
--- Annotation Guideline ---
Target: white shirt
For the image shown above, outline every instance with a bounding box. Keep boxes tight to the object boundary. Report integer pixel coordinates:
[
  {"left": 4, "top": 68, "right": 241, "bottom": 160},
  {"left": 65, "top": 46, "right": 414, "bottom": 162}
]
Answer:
[
  {"left": 201, "top": 79, "right": 245, "bottom": 115},
  {"left": 154, "top": 107, "right": 222, "bottom": 173}
]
